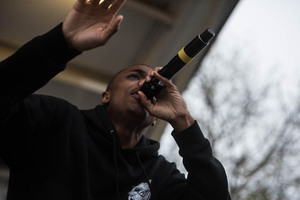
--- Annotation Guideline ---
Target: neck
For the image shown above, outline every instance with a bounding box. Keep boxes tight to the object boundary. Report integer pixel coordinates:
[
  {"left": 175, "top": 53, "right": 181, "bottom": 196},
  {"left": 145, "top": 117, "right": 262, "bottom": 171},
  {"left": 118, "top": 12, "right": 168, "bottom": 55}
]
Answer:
[
  {"left": 114, "top": 122, "right": 145, "bottom": 149},
  {"left": 107, "top": 107, "right": 150, "bottom": 149}
]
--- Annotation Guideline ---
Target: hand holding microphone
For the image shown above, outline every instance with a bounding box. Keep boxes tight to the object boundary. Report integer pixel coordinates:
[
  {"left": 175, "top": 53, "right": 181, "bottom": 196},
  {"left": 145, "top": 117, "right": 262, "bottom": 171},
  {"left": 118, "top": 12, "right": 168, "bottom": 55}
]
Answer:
[{"left": 140, "top": 28, "right": 215, "bottom": 101}]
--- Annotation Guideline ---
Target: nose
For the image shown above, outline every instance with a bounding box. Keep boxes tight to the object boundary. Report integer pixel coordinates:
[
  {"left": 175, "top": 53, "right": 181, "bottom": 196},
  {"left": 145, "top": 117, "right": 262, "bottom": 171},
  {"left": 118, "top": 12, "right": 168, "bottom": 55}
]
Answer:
[{"left": 137, "top": 79, "right": 144, "bottom": 88}]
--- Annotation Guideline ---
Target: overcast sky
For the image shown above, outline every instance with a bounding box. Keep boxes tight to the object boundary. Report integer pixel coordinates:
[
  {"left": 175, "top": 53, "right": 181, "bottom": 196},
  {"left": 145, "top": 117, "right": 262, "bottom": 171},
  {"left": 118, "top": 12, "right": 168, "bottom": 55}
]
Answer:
[
  {"left": 219, "top": 0, "right": 300, "bottom": 100},
  {"left": 160, "top": 0, "right": 300, "bottom": 169}
]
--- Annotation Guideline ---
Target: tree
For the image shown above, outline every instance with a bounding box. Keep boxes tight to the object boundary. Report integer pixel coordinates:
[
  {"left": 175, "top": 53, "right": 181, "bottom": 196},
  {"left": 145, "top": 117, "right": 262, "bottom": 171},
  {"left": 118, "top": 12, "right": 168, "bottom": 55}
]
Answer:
[{"left": 160, "top": 44, "right": 300, "bottom": 200}]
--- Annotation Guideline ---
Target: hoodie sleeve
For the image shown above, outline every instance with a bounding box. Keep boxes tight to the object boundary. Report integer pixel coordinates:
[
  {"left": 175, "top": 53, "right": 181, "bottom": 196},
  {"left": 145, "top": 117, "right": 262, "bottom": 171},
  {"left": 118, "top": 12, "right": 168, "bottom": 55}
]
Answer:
[
  {"left": 0, "top": 23, "right": 80, "bottom": 113},
  {"left": 161, "top": 121, "right": 231, "bottom": 200},
  {"left": 0, "top": 24, "right": 80, "bottom": 163}
]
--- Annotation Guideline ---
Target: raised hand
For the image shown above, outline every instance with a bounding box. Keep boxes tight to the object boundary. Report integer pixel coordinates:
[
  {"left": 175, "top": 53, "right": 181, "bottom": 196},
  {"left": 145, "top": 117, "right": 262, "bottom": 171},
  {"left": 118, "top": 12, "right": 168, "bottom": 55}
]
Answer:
[
  {"left": 62, "top": 0, "right": 126, "bottom": 51},
  {"left": 138, "top": 71, "right": 194, "bottom": 132}
]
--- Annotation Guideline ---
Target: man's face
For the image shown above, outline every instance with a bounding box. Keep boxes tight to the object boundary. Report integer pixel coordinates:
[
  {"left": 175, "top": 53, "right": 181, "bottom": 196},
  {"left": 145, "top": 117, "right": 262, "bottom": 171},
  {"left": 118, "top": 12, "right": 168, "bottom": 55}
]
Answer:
[{"left": 102, "top": 65, "right": 155, "bottom": 122}]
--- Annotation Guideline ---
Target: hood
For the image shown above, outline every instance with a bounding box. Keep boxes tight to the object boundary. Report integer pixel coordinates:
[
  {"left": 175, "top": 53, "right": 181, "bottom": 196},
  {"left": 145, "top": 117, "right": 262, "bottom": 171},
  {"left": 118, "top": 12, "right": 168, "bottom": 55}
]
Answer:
[{"left": 81, "top": 104, "right": 160, "bottom": 157}]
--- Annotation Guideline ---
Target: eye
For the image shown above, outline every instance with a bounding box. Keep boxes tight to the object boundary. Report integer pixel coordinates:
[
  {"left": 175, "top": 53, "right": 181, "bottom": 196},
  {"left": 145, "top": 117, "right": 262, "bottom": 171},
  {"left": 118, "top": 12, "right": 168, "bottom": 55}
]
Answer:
[{"left": 128, "top": 73, "right": 140, "bottom": 80}]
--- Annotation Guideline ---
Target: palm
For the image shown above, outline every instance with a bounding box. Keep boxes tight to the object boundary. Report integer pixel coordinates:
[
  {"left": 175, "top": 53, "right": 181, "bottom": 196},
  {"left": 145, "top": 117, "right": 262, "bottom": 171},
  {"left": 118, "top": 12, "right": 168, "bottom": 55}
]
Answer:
[
  {"left": 151, "top": 86, "right": 184, "bottom": 120},
  {"left": 63, "top": 0, "right": 125, "bottom": 51}
]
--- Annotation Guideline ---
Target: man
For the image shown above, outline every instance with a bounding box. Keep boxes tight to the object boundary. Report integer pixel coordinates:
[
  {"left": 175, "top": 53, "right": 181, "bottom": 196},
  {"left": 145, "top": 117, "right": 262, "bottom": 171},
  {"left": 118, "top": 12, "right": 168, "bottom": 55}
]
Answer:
[{"left": 0, "top": 0, "right": 231, "bottom": 199}]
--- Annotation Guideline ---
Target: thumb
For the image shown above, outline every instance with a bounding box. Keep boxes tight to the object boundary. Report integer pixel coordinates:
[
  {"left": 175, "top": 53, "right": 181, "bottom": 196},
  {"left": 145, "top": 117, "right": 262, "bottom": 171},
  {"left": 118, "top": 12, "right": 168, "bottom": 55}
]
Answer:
[
  {"left": 138, "top": 91, "right": 155, "bottom": 114},
  {"left": 103, "top": 15, "right": 123, "bottom": 41}
]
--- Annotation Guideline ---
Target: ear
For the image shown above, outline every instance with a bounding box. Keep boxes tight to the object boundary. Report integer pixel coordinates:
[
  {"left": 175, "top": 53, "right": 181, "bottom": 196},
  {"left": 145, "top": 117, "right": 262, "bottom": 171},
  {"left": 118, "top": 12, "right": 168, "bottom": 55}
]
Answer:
[{"left": 102, "top": 91, "right": 111, "bottom": 104}]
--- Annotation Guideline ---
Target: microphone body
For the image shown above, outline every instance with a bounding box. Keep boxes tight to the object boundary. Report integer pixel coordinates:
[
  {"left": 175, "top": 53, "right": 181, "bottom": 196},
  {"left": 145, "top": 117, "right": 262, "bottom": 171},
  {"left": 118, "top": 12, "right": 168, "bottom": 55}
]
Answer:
[{"left": 140, "top": 28, "right": 215, "bottom": 100}]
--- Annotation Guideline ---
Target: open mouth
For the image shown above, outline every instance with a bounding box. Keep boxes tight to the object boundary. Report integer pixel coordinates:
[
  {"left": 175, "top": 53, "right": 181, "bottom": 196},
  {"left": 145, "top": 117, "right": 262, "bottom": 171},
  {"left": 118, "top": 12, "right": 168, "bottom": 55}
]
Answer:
[
  {"left": 130, "top": 88, "right": 156, "bottom": 103},
  {"left": 130, "top": 89, "right": 141, "bottom": 100}
]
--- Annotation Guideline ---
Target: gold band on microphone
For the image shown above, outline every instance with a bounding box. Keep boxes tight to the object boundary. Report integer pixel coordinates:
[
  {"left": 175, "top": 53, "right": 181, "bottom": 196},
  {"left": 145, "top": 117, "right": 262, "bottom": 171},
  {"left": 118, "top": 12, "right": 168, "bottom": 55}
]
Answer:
[{"left": 178, "top": 48, "right": 193, "bottom": 64}]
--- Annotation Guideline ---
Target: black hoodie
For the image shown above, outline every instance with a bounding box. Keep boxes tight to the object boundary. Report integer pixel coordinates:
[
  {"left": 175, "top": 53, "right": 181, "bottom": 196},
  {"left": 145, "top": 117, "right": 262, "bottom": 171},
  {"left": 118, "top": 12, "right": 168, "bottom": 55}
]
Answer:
[{"left": 0, "top": 24, "right": 231, "bottom": 200}]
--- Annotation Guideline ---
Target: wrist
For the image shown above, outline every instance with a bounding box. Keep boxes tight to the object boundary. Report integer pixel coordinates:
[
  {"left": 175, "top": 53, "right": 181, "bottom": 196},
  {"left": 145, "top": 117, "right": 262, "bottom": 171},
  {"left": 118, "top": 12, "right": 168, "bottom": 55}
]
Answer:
[{"left": 170, "top": 113, "right": 195, "bottom": 132}]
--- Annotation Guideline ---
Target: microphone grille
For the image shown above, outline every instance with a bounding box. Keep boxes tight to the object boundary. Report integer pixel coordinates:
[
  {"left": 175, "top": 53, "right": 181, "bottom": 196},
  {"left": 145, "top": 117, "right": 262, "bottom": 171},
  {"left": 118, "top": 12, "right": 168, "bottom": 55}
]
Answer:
[{"left": 200, "top": 28, "right": 215, "bottom": 43}]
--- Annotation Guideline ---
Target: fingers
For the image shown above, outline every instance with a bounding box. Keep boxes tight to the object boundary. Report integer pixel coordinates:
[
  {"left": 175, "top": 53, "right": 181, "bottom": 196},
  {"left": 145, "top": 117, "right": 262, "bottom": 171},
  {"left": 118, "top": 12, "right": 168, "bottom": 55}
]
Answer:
[
  {"left": 80, "top": 0, "right": 126, "bottom": 16},
  {"left": 80, "top": 0, "right": 125, "bottom": 6},
  {"left": 102, "top": 15, "right": 124, "bottom": 41},
  {"left": 98, "top": 0, "right": 125, "bottom": 10},
  {"left": 108, "top": 0, "right": 126, "bottom": 13},
  {"left": 89, "top": 0, "right": 101, "bottom": 5},
  {"left": 142, "top": 66, "right": 162, "bottom": 82},
  {"left": 100, "top": 0, "right": 114, "bottom": 9},
  {"left": 152, "top": 71, "right": 174, "bottom": 88},
  {"left": 153, "top": 66, "right": 163, "bottom": 72}
]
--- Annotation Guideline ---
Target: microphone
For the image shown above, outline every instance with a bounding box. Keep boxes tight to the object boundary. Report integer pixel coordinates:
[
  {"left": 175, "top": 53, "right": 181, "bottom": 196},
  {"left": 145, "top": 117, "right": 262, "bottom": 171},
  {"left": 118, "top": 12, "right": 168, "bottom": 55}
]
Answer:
[{"left": 140, "top": 28, "right": 215, "bottom": 101}]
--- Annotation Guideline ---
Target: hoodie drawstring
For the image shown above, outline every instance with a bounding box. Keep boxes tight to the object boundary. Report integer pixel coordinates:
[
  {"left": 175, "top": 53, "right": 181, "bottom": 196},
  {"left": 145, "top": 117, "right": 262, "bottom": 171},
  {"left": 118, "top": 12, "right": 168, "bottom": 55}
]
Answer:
[
  {"left": 111, "top": 130, "right": 153, "bottom": 200},
  {"left": 136, "top": 151, "right": 153, "bottom": 199},
  {"left": 111, "top": 130, "right": 121, "bottom": 200}
]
